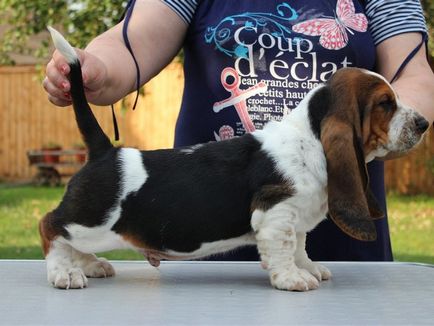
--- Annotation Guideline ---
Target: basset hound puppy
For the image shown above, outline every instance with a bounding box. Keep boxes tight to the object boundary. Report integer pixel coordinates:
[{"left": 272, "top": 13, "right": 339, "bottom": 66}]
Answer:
[{"left": 40, "top": 27, "right": 429, "bottom": 291}]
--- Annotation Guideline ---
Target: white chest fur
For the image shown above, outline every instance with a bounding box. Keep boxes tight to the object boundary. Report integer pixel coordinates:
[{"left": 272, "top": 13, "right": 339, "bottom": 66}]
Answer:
[{"left": 253, "top": 89, "right": 328, "bottom": 232}]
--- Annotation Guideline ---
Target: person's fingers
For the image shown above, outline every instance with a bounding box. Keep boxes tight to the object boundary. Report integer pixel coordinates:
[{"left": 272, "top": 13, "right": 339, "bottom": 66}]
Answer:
[
  {"left": 52, "top": 49, "right": 71, "bottom": 75},
  {"left": 45, "top": 48, "right": 108, "bottom": 105},
  {"left": 49, "top": 47, "right": 86, "bottom": 90},
  {"left": 52, "top": 47, "right": 102, "bottom": 91},
  {"left": 47, "top": 93, "right": 72, "bottom": 107},
  {"left": 42, "top": 76, "right": 70, "bottom": 100},
  {"left": 44, "top": 48, "right": 78, "bottom": 107},
  {"left": 46, "top": 57, "right": 70, "bottom": 88},
  {"left": 44, "top": 60, "right": 72, "bottom": 107}
]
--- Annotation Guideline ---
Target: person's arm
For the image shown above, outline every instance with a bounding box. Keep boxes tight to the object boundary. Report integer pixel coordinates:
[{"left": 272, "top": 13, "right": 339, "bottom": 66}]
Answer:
[
  {"left": 85, "top": 0, "right": 187, "bottom": 105},
  {"left": 44, "top": 0, "right": 188, "bottom": 106},
  {"left": 375, "top": 33, "right": 434, "bottom": 161},
  {"left": 376, "top": 32, "right": 434, "bottom": 125},
  {"left": 364, "top": 0, "right": 433, "bottom": 159}
]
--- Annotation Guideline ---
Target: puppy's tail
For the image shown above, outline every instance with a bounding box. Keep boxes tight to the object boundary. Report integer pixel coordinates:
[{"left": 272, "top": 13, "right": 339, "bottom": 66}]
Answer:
[{"left": 47, "top": 26, "right": 113, "bottom": 160}]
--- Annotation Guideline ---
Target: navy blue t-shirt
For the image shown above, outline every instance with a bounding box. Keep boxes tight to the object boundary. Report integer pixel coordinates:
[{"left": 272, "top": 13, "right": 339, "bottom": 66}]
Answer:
[
  {"left": 177, "top": 0, "right": 376, "bottom": 144},
  {"left": 159, "top": 0, "right": 426, "bottom": 261}
]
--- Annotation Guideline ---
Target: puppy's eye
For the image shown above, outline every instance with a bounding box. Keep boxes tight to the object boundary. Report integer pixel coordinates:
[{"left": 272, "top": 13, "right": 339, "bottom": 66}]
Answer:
[{"left": 378, "top": 99, "right": 395, "bottom": 112}]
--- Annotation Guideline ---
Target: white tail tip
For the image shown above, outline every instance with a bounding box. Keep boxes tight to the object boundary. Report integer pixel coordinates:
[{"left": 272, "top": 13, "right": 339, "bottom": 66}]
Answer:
[{"left": 47, "top": 26, "right": 78, "bottom": 64}]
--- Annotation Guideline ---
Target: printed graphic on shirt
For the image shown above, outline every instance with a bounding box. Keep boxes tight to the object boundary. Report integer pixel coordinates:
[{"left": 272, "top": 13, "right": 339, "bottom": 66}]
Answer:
[
  {"left": 212, "top": 67, "right": 268, "bottom": 133},
  {"left": 204, "top": 0, "right": 368, "bottom": 139},
  {"left": 292, "top": 0, "right": 367, "bottom": 50}
]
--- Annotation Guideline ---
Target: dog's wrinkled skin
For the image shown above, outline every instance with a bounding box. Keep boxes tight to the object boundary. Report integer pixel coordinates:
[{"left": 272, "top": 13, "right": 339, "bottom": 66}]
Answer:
[{"left": 40, "top": 27, "right": 428, "bottom": 290}]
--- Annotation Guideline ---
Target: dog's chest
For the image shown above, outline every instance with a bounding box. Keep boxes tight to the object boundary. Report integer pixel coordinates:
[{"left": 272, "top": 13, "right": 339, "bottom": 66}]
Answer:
[
  {"left": 256, "top": 117, "right": 328, "bottom": 232},
  {"left": 294, "top": 187, "right": 328, "bottom": 232},
  {"left": 291, "top": 140, "right": 328, "bottom": 232}
]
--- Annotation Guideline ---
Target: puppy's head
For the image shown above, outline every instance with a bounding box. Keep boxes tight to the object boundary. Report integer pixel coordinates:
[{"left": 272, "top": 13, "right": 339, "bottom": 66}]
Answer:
[{"left": 310, "top": 67, "right": 428, "bottom": 241}]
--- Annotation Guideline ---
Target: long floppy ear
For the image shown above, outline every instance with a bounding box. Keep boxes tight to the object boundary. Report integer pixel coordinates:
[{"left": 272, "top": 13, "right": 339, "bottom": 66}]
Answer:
[
  {"left": 366, "top": 189, "right": 384, "bottom": 220},
  {"left": 321, "top": 116, "right": 377, "bottom": 241},
  {"left": 352, "top": 126, "right": 385, "bottom": 220}
]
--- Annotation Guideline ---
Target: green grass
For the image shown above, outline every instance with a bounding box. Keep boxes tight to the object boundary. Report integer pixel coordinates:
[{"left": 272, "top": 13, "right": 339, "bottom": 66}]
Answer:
[
  {"left": 0, "top": 185, "right": 433, "bottom": 264},
  {"left": 0, "top": 185, "right": 142, "bottom": 260},
  {"left": 387, "top": 194, "right": 434, "bottom": 264},
  {"left": 0, "top": 185, "right": 60, "bottom": 259}
]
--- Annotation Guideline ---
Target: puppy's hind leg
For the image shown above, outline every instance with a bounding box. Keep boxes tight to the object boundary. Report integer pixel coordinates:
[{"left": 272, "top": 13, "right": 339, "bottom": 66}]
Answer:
[
  {"left": 72, "top": 252, "right": 115, "bottom": 279},
  {"left": 39, "top": 213, "right": 114, "bottom": 289},
  {"left": 46, "top": 242, "right": 115, "bottom": 289},
  {"left": 45, "top": 240, "right": 89, "bottom": 289},
  {"left": 251, "top": 203, "right": 319, "bottom": 291}
]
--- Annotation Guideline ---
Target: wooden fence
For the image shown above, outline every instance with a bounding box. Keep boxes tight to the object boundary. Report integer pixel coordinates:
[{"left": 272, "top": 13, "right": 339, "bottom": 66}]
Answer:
[
  {"left": 0, "top": 64, "right": 433, "bottom": 194},
  {"left": 0, "top": 64, "right": 183, "bottom": 181},
  {"left": 385, "top": 130, "right": 434, "bottom": 195}
]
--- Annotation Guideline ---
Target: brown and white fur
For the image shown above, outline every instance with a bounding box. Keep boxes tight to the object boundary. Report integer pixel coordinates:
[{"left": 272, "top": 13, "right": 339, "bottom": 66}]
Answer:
[{"left": 40, "top": 27, "right": 429, "bottom": 291}]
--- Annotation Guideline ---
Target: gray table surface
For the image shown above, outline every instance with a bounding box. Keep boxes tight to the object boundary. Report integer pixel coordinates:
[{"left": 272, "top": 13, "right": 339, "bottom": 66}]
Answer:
[{"left": 0, "top": 260, "right": 433, "bottom": 325}]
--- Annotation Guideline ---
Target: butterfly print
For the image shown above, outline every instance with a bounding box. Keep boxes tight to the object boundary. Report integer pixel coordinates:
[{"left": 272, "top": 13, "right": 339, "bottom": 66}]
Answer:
[{"left": 292, "top": 0, "right": 368, "bottom": 50}]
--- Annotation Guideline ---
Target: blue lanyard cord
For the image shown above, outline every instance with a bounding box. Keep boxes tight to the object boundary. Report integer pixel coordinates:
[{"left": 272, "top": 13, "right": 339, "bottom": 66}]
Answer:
[
  {"left": 390, "top": 33, "right": 428, "bottom": 84},
  {"left": 110, "top": 0, "right": 141, "bottom": 141},
  {"left": 389, "top": 33, "right": 433, "bottom": 130},
  {"left": 121, "top": 0, "right": 141, "bottom": 110}
]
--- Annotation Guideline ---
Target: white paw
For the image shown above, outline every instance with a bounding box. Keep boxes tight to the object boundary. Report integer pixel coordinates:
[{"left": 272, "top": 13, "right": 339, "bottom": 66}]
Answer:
[
  {"left": 48, "top": 267, "right": 88, "bottom": 289},
  {"left": 316, "top": 263, "right": 332, "bottom": 280},
  {"left": 81, "top": 257, "right": 115, "bottom": 278},
  {"left": 296, "top": 260, "right": 332, "bottom": 281},
  {"left": 270, "top": 267, "right": 320, "bottom": 291}
]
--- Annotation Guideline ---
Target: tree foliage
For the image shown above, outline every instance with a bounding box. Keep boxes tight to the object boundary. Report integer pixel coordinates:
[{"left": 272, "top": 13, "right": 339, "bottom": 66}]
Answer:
[
  {"left": 421, "top": 0, "right": 434, "bottom": 59},
  {"left": 0, "top": 0, "right": 127, "bottom": 65}
]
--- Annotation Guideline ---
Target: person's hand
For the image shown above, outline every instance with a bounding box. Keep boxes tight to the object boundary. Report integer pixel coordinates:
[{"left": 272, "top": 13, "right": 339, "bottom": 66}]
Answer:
[{"left": 43, "top": 48, "right": 108, "bottom": 107}]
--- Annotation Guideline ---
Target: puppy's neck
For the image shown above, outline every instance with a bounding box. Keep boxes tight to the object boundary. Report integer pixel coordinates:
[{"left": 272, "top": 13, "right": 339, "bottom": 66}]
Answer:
[{"left": 273, "top": 85, "right": 324, "bottom": 137}]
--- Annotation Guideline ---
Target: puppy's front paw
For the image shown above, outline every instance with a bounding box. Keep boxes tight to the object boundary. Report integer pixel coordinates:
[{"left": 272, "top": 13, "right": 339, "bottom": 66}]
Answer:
[
  {"left": 296, "top": 260, "right": 332, "bottom": 281},
  {"left": 270, "top": 267, "right": 319, "bottom": 291},
  {"left": 81, "top": 257, "right": 115, "bottom": 278},
  {"left": 48, "top": 267, "right": 88, "bottom": 289},
  {"left": 315, "top": 263, "right": 332, "bottom": 280}
]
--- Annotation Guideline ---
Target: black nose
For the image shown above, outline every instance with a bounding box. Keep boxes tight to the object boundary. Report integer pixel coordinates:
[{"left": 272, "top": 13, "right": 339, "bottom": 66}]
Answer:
[{"left": 415, "top": 116, "right": 429, "bottom": 134}]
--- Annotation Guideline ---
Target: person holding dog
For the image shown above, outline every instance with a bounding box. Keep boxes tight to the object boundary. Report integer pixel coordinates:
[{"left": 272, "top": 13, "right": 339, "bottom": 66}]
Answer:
[{"left": 43, "top": 0, "right": 434, "bottom": 262}]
